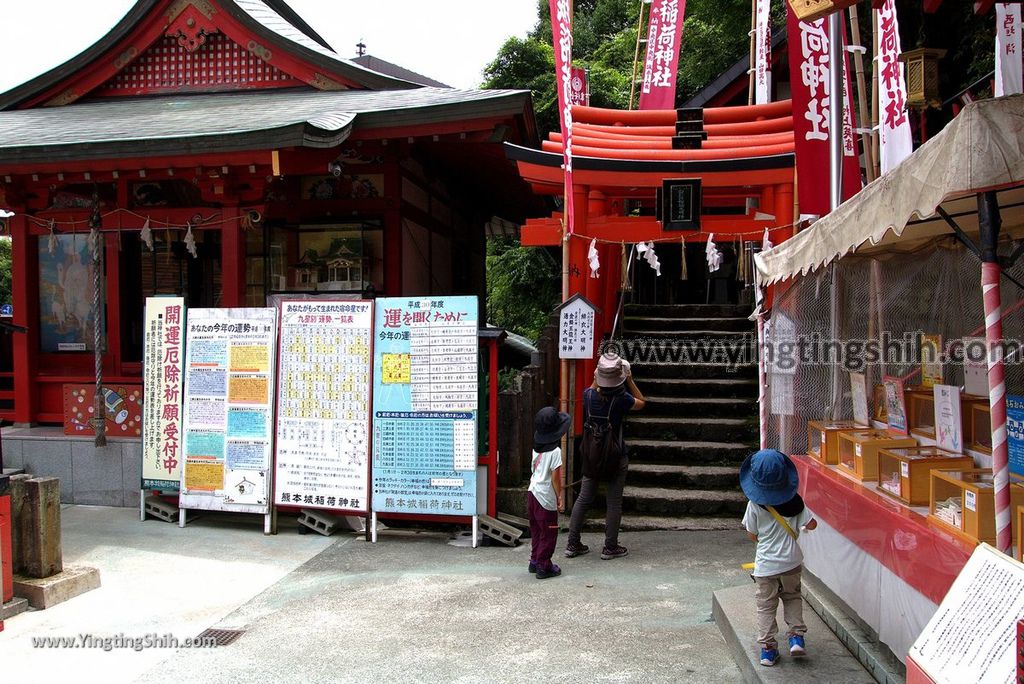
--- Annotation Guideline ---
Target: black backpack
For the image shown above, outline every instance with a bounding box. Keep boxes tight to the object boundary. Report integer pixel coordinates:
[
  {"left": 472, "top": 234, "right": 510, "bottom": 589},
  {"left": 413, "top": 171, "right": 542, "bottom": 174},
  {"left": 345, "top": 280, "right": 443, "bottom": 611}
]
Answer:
[{"left": 580, "top": 392, "right": 623, "bottom": 481}]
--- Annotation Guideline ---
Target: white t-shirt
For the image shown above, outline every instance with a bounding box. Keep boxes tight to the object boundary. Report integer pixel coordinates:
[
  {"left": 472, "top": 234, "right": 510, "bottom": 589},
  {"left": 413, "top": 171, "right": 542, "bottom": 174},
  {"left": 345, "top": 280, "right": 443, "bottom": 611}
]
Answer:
[
  {"left": 528, "top": 447, "right": 563, "bottom": 511},
  {"left": 742, "top": 501, "right": 813, "bottom": 577}
]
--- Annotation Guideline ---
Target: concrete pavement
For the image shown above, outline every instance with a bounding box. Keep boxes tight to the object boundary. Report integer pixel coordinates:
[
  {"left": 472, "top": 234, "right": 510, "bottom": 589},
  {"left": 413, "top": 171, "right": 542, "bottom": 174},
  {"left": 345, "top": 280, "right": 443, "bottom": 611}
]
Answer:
[{"left": 2, "top": 504, "right": 796, "bottom": 682}]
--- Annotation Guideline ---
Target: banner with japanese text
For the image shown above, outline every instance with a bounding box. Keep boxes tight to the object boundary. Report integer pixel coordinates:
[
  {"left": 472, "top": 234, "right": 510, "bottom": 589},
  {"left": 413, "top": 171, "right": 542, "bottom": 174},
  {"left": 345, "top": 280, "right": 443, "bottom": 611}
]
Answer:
[
  {"left": 639, "top": 0, "right": 686, "bottom": 110},
  {"left": 179, "top": 308, "right": 278, "bottom": 516},
  {"left": 876, "top": 0, "right": 913, "bottom": 174},
  {"left": 754, "top": 0, "right": 772, "bottom": 104},
  {"left": 549, "top": 0, "right": 575, "bottom": 234},
  {"left": 142, "top": 296, "right": 185, "bottom": 490},
  {"left": 569, "top": 65, "right": 588, "bottom": 106},
  {"left": 371, "top": 296, "right": 478, "bottom": 517},
  {"left": 786, "top": 7, "right": 861, "bottom": 216},
  {"left": 274, "top": 300, "right": 373, "bottom": 513},
  {"left": 996, "top": 3, "right": 1022, "bottom": 96}
]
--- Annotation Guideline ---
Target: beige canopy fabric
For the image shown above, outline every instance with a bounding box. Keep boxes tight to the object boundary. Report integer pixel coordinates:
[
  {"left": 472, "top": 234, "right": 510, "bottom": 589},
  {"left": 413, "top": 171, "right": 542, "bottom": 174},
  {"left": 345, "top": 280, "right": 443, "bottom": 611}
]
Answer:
[{"left": 755, "top": 94, "right": 1024, "bottom": 285}]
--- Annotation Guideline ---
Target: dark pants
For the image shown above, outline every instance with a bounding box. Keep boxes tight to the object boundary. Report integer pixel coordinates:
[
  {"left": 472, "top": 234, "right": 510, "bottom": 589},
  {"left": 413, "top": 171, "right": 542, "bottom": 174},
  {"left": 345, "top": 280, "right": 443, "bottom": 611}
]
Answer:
[
  {"left": 567, "top": 457, "right": 628, "bottom": 549},
  {"left": 528, "top": 492, "right": 559, "bottom": 571}
]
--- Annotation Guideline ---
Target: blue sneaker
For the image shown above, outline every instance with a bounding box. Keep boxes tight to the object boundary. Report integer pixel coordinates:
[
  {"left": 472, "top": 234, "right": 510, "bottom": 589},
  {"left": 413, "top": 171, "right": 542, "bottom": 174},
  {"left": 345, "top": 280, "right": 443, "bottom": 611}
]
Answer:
[
  {"left": 789, "top": 635, "right": 806, "bottom": 657},
  {"left": 528, "top": 561, "right": 537, "bottom": 574},
  {"left": 536, "top": 563, "right": 562, "bottom": 579},
  {"left": 759, "top": 646, "right": 780, "bottom": 666}
]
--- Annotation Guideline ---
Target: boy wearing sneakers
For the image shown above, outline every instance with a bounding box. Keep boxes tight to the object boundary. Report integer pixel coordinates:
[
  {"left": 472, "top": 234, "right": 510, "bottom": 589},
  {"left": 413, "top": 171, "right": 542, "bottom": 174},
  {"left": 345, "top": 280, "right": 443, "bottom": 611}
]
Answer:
[
  {"left": 528, "top": 407, "right": 570, "bottom": 579},
  {"left": 740, "top": 449, "right": 817, "bottom": 667}
]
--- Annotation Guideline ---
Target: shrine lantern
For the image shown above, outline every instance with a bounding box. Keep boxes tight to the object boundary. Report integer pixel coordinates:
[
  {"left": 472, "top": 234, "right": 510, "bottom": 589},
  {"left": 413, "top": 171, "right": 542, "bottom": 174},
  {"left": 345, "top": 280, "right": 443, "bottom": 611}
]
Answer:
[
  {"left": 900, "top": 48, "right": 947, "bottom": 109},
  {"left": 786, "top": 0, "right": 858, "bottom": 22}
]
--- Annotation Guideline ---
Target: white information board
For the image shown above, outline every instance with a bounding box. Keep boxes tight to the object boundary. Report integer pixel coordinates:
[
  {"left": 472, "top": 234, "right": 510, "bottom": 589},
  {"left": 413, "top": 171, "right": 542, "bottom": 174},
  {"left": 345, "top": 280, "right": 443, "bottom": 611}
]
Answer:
[
  {"left": 909, "top": 543, "right": 1024, "bottom": 683},
  {"left": 179, "top": 308, "right": 278, "bottom": 517},
  {"left": 274, "top": 300, "right": 373, "bottom": 513},
  {"left": 558, "top": 294, "right": 596, "bottom": 360},
  {"left": 934, "top": 384, "right": 964, "bottom": 453},
  {"left": 850, "top": 372, "right": 868, "bottom": 426},
  {"left": 141, "top": 296, "right": 185, "bottom": 490}
]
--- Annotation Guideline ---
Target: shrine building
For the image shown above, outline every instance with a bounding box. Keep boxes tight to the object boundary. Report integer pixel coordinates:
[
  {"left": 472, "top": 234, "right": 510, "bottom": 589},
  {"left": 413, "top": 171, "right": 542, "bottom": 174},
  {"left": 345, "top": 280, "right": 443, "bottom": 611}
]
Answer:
[{"left": 0, "top": 0, "right": 539, "bottom": 506}]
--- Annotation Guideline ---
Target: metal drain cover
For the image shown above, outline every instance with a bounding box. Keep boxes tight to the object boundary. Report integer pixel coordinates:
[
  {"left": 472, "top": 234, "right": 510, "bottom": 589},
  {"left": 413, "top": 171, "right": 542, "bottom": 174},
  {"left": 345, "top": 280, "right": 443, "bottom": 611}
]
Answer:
[{"left": 195, "top": 628, "right": 245, "bottom": 646}]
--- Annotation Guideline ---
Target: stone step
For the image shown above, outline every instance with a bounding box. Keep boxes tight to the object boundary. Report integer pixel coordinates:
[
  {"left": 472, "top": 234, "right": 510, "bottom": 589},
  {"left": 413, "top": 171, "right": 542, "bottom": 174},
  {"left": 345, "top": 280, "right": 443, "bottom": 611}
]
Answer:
[
  {"left": 621, "top": 329, "right": 755, "bottom": 342},
  {"left": 621, "top": 486, "right": 748, "bottom": 516},
  {"left": 642, "top": 395, "right": 756, "bottom": 417},
  {"left": 628, "top": 439, "right": 752, "bottom": 464},
  {"left": 628, "top": 463, "right": 739, "bottom": 489},
  {"left": 639, "top": 378, "right": 758, "bottom": 398},
  {"left": 625, "top": 304, "right": 752, "bottom": 318},
  {"left": 628, "top": 361, "right": 758, "bottom": 379},
  {"left": 626, "top": 416, "right": 758, "bottom": 442},
  {"left": 583, "top": 514, "right": 740, "bottom": 532},
  {"left": 622, "top": 316, "right": 754, "bottom": 332}
]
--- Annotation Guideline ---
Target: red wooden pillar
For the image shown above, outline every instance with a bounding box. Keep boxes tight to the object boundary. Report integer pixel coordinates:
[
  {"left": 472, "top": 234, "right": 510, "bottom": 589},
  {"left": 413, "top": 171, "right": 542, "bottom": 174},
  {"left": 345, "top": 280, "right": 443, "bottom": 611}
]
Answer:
[
  {"left": 220, "top": 207, "right": 244, "bottom": 307},
  {"left": 487, "top": 337, "right": 498, "bottom": 517},
  {"left": 11, "top": 214, "right": 38, "bottom": 424},
  {"left": 774, "top": 181, "right": 795, "bottom": 241},
  {"left": 384, "top": 157, "right": 402, "bottom": 296}
]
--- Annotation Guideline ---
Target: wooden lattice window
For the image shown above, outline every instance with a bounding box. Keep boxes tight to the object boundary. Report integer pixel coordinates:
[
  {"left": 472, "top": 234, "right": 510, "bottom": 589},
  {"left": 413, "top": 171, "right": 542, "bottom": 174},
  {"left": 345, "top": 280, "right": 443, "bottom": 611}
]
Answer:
[{"left": 94, "top": 33, "right": 304, "bottom": 95}]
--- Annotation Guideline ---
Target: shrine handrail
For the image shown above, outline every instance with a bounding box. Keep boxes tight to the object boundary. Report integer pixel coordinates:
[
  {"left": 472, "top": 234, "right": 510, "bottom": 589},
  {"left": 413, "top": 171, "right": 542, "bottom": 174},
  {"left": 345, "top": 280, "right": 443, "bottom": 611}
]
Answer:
[{"left": 610, "top": 244, "right": 637, "bottom": 340}]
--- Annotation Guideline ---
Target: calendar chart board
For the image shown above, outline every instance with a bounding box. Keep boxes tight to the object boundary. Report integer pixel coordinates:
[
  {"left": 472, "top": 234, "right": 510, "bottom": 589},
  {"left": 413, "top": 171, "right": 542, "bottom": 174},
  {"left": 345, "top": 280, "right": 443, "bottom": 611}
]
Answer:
[
  {"left": 371, "top": 296, "right": 478, "bottom": 516},
  {"left": 179, "top": 308, "right": 278, "bottom": 516},
  {"left": 274, "top": 300, "right": 373, "bottom": 513}
]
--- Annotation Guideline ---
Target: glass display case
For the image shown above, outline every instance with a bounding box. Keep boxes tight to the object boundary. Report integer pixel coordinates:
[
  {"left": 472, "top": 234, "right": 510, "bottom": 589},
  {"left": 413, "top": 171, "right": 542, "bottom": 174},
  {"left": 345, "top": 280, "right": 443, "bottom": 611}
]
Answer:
[
  {"left": 906, "top": 387, "right": 936, "bottom": 439},
  {"left": 965, "top": 399, "right": 992, "bottom": 453},
  {"left": 806, "top": 420, "right": 869, "bottom": 465},
  {"left": 836, "top": 430, "right": 917, "bottom": 481},
  {"left": 928, "top": 469, "right": 998, "bottom": 545},
  {"left": 876, "top": 446, "right": 973, "bottom": 506}
]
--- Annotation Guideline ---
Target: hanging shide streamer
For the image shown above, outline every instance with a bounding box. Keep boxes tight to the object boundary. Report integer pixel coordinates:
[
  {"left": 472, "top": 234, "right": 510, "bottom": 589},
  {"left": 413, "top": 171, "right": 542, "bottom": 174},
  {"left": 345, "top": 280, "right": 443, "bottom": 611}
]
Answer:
[
  {"left": 588, "top": 238, "right": 600, "bottom": 278},
  {"left": 140, "top": 217, "right": 153, "bottom": 251},
  {"left": 706, "top": 233, "right": 723, "bottom": 272},
  {"left": 762, "top": 226, "right": 773, "bottom": 251},
  {"left": 48, "top": 219, "right": 57, "bottom": 255},
  {"left": 736, "top": 240, "right": 745, "bottom": 282},
  {"left": 679, "top": 236, "right": 688, "bottom": 280},
  {"left": 184, "top": 222, "right": 198, "bottom": 258},
  {"left": 637, "top": 242, "right": 661, "bottom": 276}
]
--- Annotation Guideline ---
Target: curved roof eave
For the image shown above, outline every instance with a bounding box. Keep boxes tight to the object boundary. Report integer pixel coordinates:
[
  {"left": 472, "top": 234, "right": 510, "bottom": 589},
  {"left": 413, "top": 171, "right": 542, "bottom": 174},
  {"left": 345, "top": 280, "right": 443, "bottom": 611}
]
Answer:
[
  {"left": 503, "top": 142, "right": 795, "bottom": 174},
  {"left": 0, "top": 0, "right": 419, "bottom": 112}
]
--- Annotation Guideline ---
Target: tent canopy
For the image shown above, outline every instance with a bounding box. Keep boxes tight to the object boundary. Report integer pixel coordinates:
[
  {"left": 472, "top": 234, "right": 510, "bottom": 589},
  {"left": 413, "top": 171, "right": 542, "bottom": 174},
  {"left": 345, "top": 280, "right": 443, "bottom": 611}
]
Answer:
[{"left": 755, "top": 95, "right": 1024, "bottom": 285}]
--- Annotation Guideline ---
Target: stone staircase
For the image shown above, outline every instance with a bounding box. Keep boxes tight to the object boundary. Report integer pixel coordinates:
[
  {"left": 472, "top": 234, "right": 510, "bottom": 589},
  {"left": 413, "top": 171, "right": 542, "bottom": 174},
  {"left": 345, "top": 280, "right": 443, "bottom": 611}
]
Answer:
[{"left": 586, "top": 303, "right": 758, "bottom": 531}]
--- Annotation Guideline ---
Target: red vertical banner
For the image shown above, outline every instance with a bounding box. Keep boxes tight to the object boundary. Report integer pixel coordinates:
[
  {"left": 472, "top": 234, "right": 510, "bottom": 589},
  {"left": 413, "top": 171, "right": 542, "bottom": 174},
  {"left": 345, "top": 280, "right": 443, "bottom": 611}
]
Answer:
[
  {"left": 786, "top": 7, "right": 861, "bottom": 216},
  {"left": 639, "top": 0, "right": 687, "bottom": 110},
  {"left": 549, "top": 0, "right": 575, "bottom": 234},
  {"left": 569, "top": 66, "right": 589, "bottom": 106}
]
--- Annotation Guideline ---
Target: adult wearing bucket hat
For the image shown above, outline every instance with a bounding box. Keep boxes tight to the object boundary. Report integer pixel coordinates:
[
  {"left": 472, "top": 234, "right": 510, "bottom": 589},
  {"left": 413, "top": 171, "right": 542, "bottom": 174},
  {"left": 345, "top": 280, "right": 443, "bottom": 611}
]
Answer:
[
  {"left": 564, "top": 352, "right": 646, "bottom": 561},
  {"left": 740, "top": 449, "right": 817, "bottom": 667}
]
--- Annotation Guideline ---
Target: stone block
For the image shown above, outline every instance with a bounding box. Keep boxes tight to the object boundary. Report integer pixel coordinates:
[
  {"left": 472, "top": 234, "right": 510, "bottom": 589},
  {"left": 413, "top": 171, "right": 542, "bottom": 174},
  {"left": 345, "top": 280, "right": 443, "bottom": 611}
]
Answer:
[
  {"left": 8, "top": 474, "right": 32, "bottom": 576},
  {"left": 1, "top": 596, "right": 29, "bottom": 620},
  {"left": 21, "top": 477, "right": 62, "bottom": 579},
  {"left": 2, "top": 438, "right": 24, "bottom": 470},
  {"left": 71, "top": 441, "right": 124, "bottom": 507},
  {"left": 14, "top": 565, "right": 100, "bottom": 609},
  {"left": 21, "top": 440, "right": 72, "bottom": 503}
]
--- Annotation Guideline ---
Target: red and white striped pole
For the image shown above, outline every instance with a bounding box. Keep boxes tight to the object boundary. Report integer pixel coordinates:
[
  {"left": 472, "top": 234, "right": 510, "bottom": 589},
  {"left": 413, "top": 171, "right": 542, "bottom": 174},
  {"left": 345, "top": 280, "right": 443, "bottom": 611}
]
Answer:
[
  {"left": 757, "top": 310, "right": 768, "bottom": 450},
  {"left": 979, "top": 192, "right": 1011, "bottom": 553}
]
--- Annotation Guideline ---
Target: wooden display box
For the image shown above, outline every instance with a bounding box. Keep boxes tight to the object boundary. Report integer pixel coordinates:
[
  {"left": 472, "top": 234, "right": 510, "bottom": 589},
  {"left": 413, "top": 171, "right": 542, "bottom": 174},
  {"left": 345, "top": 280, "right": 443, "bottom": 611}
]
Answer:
[
  {"left": 876, "top": 446, "right": 973, "bottom": 506},
  {"left": 928, "top": 469, "right": 1024, "bottom": 546},
  {"left": 807, "top": 420, "right": 870, "bottom": 465},
  {"left": 964, "top": 397, "right": 992, "bottom": 454},
  {"left": 907, "top": 388, "right": 936, "bottom": 439},
  {"left": 836, "top": 430, "right": 917, "bottom": 481}
]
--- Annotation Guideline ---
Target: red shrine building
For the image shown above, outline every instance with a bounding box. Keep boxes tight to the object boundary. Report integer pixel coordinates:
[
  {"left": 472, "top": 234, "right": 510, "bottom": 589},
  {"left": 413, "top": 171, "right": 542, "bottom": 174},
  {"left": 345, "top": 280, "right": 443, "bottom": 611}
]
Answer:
[{"left": 0, "top": 0, "right": 539, "bottom": 505}]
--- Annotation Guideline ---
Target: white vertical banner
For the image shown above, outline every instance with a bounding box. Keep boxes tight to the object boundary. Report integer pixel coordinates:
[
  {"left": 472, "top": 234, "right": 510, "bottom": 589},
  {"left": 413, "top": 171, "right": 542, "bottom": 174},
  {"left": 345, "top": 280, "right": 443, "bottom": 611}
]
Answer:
[
  {"left": 754, "top": 0, "right": 772, "bottom": 104},
  {"left": 996, "top": 3, "right": 1022, "bottom": 96},
  {"left": 876, "top": 0, "right": 913, "bottom": 174}
]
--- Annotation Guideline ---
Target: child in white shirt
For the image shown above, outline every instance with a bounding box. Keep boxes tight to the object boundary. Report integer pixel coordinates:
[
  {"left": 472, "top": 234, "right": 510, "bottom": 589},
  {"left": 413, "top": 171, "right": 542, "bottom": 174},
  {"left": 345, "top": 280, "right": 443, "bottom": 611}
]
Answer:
[
  {"left": 740, "top": 449, "right": 817, "bottom": 667},
  {"left": 528, "top": 406, "right": 569, "bottom": 579}
]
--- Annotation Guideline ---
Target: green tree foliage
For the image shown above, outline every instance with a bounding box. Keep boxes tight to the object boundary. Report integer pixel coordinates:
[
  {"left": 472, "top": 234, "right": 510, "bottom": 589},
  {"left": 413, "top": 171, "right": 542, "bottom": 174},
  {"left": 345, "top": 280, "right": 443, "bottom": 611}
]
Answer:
[{"left": 485, "top": 237, "right": 560, "bottom": 341}]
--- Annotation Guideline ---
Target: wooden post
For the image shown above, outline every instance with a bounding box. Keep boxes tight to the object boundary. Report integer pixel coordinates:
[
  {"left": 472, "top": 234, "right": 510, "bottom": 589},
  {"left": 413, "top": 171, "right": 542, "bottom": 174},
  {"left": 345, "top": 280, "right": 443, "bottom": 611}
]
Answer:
[
  {"left": 20, "top": 477, "right": 62, "bottom": 579},
  {"left": 848, "top": 6, "right": 877, "bottom": 183},
  {"left": 629, "top": 0, "right": 648, "bottom": 110},
  {"left": 871, "top": 7, "right": 881, "bottom": 180},
  {"left": 8, "top": 473, "right": 31, "bottom": 577}
]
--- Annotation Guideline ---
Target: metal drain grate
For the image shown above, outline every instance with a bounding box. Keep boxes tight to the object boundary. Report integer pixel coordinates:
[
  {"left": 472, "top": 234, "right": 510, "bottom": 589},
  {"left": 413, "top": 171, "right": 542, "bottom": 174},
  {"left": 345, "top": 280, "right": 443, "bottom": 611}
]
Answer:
[{"left": 195, "top": 628, "right": 245, "bottom": 646}]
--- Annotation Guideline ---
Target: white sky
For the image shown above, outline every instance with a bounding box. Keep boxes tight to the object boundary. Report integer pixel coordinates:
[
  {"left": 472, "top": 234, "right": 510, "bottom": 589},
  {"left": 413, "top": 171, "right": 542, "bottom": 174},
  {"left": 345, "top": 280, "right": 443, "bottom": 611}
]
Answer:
[{"left": 0, "top": 1, "right": 540, "bottom": 93}]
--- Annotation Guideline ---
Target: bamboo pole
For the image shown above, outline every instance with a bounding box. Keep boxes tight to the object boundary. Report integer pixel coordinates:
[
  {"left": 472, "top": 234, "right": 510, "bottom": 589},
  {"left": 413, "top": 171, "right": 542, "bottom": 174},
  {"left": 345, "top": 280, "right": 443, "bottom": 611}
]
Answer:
[
  {"left": 848, "top": 6, "right": 876, "bottom": 183},
  {"left": 629, "top": 0, "right": 647, "bottom": 110},
  {"left": 871, "top": 7, "right": 881, "bottom": 180}
]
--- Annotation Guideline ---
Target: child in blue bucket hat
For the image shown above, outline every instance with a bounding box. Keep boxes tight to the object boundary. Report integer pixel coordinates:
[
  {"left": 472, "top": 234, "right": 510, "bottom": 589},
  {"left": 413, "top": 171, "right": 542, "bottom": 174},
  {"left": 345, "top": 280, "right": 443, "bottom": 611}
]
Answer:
[{"left": 740, "top": 449, "right": 817, "bottom": 667}]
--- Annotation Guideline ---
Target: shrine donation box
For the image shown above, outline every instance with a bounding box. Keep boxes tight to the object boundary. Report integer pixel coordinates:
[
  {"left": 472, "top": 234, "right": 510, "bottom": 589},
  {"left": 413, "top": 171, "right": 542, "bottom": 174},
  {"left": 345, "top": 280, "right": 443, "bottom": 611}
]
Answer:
[
  {"left": 836, "top": 430, "right": 917, "bottom": 481},
  {"left": 807, "top": 420, "right": 870, "bottom": 465},
  {"left": 876, "top": 446, "right": 973, "bottom": 506}
]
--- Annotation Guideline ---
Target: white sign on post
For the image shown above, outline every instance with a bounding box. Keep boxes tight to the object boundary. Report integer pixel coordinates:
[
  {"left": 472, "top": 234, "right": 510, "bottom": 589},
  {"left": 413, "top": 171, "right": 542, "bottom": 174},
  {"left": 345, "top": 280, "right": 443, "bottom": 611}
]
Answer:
[
  {"left": 850, "top": 372, "right": 869, "bottom": 426},
  {"left": 557, "top": 294, "right": 597, "bottom": 360},
  {"left": 964, "top": 337, "right": 990, "bottom": 397},
  {"left": 934, "top": 384, "right": 964, "bottom": 454}
]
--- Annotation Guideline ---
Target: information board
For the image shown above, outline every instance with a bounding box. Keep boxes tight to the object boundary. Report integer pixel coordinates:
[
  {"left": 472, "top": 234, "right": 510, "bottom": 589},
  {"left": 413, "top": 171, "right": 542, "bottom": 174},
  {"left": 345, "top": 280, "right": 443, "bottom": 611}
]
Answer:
[
  {"left": 371, "top": 296, "right": 478, "bottom": 516},
  {"left": 910, "top": 544, "right": 1024, "bottom": 683},
  {"left": 179, "top": 308, "right": 278, "bottom": 515},
  {"left": 1007, "top": 395, "right": 1024, "bottom": 477},
  {"left": 558, "top": 294, "right": 596, "bottom": 360},
  {"left": 274, "top": 300, "right": 373, "bottom": 513},
  {"left": 935, "top": 384, "right": 965, "bottom": 454},
  {"left": 141, "top": 297, "right": 185, "bottom": 490}
]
